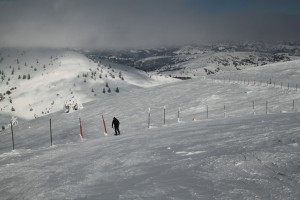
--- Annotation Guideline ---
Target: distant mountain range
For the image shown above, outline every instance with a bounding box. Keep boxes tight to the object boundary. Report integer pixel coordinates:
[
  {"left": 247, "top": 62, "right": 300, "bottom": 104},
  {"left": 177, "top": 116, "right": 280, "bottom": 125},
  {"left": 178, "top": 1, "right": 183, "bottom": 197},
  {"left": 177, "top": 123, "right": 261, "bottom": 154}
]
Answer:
[{"left": 85, "top": 41, "right": 300, "bottom": 78}]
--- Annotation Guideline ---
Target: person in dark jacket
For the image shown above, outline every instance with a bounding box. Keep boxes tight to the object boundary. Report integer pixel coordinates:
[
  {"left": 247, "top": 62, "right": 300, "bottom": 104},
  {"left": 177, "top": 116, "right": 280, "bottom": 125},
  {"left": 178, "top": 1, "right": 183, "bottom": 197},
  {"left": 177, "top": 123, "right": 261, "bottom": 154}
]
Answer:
[{"left": 112, "top": 117, "right": 120, "bottom": 135}]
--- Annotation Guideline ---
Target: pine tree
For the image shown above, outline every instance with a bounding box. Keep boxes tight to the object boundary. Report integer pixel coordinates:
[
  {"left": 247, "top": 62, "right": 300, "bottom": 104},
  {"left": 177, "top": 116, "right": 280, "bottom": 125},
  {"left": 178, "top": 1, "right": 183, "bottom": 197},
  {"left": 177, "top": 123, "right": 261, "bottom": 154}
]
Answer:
[
  {"left": 0, "top": 93, "right": 4, "bottom": 101},
  {"left": 108, "top": 88, "right": 111, "bottom": 93},
  {"left": 115, "top": 87, "right": 119, "bottom": 93},
  {"left": 103, "top": 88, "right": 106, "bottom": 93}
]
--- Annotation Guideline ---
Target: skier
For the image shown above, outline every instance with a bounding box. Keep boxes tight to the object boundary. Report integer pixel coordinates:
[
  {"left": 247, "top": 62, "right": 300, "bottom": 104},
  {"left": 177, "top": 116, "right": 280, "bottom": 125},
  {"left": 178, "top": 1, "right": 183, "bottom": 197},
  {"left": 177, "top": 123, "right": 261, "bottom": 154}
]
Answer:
[{"left": 112, "top": 117, "right": 120, "bottom": 135}]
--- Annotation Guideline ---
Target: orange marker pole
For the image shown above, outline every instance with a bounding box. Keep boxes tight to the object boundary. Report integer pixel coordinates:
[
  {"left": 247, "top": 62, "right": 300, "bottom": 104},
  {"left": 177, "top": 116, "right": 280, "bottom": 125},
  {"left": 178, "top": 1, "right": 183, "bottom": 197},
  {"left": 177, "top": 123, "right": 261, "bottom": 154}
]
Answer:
[
  {"left": 102, "top": 115, "right": 108, "bottom": 136},
  {"left": 79, "top": 118, "right": 84, "bottom": 141}
]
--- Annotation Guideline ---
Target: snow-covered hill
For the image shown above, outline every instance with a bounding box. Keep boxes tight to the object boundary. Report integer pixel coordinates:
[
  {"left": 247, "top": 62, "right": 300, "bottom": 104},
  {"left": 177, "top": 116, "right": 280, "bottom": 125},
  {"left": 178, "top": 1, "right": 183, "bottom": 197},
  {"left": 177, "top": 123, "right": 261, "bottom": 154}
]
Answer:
[
  {"left": 212, "top": 60, "right": 300, "bottom": 88},
  {"left": 1, "top": 47, "right": 300, "bottom": 199},
  {"left": 0, "top": 49, "right": 176, "bottom": 122},
  {"left": 157, "top": 49, "right": 297, "bottom": 78}
]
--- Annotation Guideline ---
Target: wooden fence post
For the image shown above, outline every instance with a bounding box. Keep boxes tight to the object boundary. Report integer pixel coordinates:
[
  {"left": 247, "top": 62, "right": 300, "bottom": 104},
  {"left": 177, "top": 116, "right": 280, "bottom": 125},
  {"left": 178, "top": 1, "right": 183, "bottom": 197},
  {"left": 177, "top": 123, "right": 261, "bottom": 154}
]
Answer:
[
  {"left": 11, "top": 122, "right": 15, "bottom": 150},
  {"left": 206, "top": 105, "right": 208, "bottom": 119},
  {"left": 148, "top": 108, "right": 151, "bottom": 128},
  {"left": 163, "top": 106, "right": 166, "bottom": 125},
  {"left": 50, "top": 119, "right": 53, "bottom": 146}
]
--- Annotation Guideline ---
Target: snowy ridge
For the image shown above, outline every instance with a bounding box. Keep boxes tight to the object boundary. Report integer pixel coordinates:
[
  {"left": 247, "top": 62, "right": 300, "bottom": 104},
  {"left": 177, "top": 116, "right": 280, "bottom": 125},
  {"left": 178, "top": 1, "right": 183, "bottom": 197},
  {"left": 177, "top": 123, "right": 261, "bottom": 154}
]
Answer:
[{"left": 0, "top": 49, "right": 176, "bottom": 122}]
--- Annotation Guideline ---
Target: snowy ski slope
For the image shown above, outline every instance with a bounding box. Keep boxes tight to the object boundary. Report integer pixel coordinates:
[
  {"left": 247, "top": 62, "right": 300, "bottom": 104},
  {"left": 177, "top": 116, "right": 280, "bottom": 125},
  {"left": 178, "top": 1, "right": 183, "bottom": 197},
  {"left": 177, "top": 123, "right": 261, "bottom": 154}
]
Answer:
[{"left": 0, "top": 50, "right": 300, "bottom": 199}]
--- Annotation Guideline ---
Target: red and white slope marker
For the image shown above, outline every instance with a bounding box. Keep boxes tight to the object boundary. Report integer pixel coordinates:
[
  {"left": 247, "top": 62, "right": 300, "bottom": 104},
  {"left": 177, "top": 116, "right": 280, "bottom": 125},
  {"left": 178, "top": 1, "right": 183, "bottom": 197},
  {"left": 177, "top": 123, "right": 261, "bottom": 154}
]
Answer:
[{"left": 102, "top": 115, "right": 108, "bottom": 136}]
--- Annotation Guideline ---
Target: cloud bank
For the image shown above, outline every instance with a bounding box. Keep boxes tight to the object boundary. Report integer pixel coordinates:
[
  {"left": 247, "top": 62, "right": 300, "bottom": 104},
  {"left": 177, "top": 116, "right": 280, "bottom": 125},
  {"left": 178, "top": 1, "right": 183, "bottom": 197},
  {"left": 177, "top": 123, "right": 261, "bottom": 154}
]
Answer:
[{"left": 0, "top": 0, "right": 299, "bottom": 49}]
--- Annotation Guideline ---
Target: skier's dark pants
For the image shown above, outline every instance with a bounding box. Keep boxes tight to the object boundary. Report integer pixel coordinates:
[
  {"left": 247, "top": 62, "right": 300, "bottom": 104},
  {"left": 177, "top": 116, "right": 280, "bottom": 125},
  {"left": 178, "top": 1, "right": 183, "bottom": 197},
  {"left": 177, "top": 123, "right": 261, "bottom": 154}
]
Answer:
[{"left": 114, "top": 126, "right": 120, "bottom": 135}]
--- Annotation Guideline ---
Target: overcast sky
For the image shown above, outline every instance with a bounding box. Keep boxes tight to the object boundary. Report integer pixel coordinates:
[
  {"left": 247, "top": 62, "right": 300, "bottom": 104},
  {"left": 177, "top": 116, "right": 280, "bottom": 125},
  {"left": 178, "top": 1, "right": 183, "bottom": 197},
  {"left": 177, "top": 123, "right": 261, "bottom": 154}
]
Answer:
[{"left": 0, "top": 0, "right": 299, "bottom": 49}]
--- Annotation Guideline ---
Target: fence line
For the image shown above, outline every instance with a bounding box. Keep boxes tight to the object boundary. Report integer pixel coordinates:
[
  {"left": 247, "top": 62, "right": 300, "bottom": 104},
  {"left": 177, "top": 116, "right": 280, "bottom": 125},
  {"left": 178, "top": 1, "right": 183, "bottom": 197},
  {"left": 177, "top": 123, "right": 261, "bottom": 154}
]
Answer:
[
  {"left": 0, "top": 98, "right": 299, "bottom": 154},
  {"left": 147, "top": 99, "right": 299, "bottom": 128},
  {"left": 211, "top": 77, "right": 299, "bottom": 91}
]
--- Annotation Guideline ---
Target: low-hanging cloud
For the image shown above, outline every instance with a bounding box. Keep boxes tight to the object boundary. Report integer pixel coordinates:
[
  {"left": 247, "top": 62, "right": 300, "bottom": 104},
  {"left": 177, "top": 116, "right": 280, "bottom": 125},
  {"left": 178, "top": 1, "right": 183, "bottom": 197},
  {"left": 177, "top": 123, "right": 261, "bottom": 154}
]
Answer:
[{"left": 0, "top": 0, "right": 299, "bottom": 49}]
